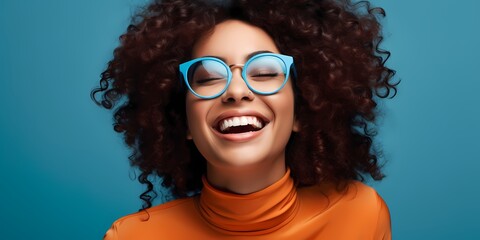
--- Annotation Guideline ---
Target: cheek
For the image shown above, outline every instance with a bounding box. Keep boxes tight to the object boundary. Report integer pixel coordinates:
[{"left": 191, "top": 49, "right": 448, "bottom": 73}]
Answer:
[
  {"left": 186, "top": 100, "right": 199, "bottom": 131},
  {"left": 275, "top": 85, "right": 296, "bottom": 121},
  {"left": 277, "top": 89, "right": 297, "bottom": 133},
  {"left": 185, "top": 97, "right": 211, "bottom": 136}
]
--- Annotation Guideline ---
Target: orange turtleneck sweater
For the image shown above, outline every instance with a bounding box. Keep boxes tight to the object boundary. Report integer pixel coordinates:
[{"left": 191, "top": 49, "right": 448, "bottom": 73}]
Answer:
[{"left": 104, "top": 169, "right": 391, "bottom": 239}]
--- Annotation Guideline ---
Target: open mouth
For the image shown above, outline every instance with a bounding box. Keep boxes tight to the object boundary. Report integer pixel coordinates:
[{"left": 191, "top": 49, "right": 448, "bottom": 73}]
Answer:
[{"left": 215, "top": 116, "right": 267, "bottom": 134}]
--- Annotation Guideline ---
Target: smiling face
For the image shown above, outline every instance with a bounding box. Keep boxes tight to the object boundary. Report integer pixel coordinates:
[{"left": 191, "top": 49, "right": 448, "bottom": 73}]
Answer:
[{"left": 185, "top": 20, "right": 298, "bottom": 174}]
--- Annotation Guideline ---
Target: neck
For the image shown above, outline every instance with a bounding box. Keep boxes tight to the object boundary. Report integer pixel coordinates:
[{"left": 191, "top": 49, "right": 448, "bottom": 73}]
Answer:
[{"left": 206, "top": 159, "right": 286, "bottom": 194}]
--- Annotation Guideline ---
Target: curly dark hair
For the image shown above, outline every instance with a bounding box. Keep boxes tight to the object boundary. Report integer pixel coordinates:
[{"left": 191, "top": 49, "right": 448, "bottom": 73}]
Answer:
[{"left": 92, "top": 0, "right": 397, "bottom": 209}]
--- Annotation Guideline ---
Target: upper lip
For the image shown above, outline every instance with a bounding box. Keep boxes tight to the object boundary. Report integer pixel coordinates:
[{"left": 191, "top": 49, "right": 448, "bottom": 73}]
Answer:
[{"left": 212, "top": 110, "right": 270, "bottom": 129}]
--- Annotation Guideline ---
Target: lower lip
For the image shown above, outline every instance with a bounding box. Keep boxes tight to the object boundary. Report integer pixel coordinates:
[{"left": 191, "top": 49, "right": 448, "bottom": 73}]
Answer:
[{"left": 212, "top": 126, "right": 265, "bottom": 142}]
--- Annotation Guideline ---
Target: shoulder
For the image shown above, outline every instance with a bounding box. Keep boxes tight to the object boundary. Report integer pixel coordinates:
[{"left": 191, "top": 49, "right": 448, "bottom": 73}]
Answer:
[
  {"left": 343, "top": 181, "right": 389, "bottom": 210},
  {"left": 298, "top": 180, "right": 391, "bottom": 238},
  {"left": 300, "top": 180, "right": 389, "bottom": 213},
  {"left": 336, "top": 181, "right": 391, "bottom": 238},
  {"left": 330, "top": 181, "right": 390, "bottom": 220},
  {"left": 103, "top": 197, "right": 197, "bottom": 240}
]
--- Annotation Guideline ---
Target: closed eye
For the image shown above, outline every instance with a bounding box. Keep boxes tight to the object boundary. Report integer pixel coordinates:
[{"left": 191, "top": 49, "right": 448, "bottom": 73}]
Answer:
[
  {"left": 251, "top": 73, "right": 279, "bottom": 77},
  {"left": 195, "top": 77, "right": 225, "bottom": 84}
]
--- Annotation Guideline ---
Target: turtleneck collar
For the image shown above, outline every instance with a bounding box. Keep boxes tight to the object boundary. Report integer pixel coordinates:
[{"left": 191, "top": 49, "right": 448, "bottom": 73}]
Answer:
[{"left": 196, "top": 169, "right": 299, "bottom": 235}]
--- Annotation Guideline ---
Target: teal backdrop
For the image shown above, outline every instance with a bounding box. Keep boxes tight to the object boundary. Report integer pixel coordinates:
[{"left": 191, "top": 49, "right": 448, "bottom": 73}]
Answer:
[{"left": 1, "top": 0, "right": 479, "bottom": 239}]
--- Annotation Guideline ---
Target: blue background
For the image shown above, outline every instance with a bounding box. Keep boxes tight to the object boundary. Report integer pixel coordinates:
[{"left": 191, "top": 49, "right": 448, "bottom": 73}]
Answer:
[{"left": 1, "top": 0, "right": 479, "bottom": 239}]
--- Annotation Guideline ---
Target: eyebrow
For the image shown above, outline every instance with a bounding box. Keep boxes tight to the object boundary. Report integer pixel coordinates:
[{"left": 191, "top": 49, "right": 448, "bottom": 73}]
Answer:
[
  {"left": 203, "top": 50, "right": 274, "bottom": 63},
  {"left": 245, "top": 50, "right": 273, "bottom": 60}
]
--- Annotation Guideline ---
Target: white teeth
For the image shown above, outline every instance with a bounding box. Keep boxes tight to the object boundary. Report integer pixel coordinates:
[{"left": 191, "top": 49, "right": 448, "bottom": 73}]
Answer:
[{"left": 219, "top": 116, "right": 264, "bottom": 132}]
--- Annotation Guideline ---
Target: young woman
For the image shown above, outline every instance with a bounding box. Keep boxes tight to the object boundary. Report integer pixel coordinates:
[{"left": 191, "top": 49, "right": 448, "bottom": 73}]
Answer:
[{"left": 92, "top": 0, "right": 397, "bottom": 239}]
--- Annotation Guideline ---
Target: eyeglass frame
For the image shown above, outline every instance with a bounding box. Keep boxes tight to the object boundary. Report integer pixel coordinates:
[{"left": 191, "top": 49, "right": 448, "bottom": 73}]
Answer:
[{"left": 179, "top": 53, "right": 296, "bottom": 99}]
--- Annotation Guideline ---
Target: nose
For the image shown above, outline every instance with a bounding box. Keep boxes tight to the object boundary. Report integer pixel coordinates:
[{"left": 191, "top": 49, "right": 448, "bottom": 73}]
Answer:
[{"left": 221, "top": 66, "right": 254, "bottom": 103}]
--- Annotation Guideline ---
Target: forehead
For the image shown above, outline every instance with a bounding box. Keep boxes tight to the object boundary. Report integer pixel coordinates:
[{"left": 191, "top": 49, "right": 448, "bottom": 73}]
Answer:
[{"left": 192, "top": 20, "right": 280, "bottom": 61}]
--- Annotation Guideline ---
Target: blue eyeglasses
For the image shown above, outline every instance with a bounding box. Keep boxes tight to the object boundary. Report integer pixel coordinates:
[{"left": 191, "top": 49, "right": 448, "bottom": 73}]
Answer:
[{"left": 179, "top": 53, "right": 295, "bottom": 99}]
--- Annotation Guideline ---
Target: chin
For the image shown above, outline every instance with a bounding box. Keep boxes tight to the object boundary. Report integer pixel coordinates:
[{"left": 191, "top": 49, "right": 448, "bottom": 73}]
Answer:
[{"left": 215, "top": 147, "right": 283, "bottom": 168}]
